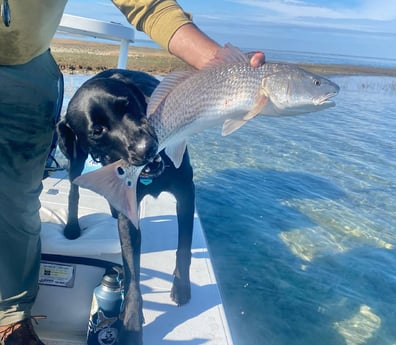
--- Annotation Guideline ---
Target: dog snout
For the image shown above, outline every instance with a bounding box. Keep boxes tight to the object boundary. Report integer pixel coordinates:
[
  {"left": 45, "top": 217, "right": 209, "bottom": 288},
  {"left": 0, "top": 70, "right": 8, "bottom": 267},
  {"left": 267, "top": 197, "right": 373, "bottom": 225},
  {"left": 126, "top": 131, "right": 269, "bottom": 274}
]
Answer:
[{"left": 129, "top": 135, "right": 158, "bottom": 165}]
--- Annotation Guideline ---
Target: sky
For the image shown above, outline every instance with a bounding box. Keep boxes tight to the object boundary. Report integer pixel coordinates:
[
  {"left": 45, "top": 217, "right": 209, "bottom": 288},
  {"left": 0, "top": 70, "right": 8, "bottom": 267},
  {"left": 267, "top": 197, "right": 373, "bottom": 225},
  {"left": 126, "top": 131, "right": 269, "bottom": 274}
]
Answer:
[{"left": 64, "top": 0, "right": 396, "bottom": 60}]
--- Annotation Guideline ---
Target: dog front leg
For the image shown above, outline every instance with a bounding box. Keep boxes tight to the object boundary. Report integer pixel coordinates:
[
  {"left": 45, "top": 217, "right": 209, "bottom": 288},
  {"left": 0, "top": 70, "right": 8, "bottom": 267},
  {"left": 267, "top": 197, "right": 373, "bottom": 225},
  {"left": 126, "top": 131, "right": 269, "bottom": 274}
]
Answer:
[
  {"left": 117, "top": 213, "right": 144, "bottom": 345},
  {"left": 171, "top": 181, "right": 195, "bottom": 305},
  {"left": 64, "top": 150, "right": 87, "bottom": 239},
  {"left": 57, "top": 119, "right": 87, "bottom": 239}
]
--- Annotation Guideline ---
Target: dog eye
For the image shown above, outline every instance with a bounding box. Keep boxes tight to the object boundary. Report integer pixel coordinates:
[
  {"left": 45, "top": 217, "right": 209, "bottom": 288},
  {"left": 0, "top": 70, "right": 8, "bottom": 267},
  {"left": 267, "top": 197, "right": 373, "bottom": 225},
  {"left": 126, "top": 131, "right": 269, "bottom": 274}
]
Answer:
[{"left": 92, "top": 125, "right": 105, "bottom": 137}]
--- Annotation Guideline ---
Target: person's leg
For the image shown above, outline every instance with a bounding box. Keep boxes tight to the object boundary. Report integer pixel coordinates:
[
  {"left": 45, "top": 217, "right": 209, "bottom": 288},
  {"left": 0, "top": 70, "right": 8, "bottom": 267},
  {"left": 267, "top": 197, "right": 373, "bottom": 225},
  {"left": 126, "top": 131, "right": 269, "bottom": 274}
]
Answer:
[{"left": 0, "top": 50, "right": 62, "bottom": 342}]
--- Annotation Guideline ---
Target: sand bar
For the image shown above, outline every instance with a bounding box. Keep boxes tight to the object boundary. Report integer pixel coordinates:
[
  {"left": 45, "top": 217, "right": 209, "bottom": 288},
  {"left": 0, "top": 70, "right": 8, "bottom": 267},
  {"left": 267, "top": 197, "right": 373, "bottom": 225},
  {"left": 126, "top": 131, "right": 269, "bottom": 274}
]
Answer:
[{"left": 51, "top": 38, "right": 396, "bottom": 77}]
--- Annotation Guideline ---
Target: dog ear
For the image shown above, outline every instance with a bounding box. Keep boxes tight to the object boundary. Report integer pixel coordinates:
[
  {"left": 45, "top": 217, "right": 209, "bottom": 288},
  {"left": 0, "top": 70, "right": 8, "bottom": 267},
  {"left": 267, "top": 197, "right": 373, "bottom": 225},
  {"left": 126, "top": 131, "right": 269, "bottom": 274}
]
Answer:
[
  {"left": 119, "top": 82, "right": 148, "bottom": 115},
  {"left": 57, "top": 119, "right": 77, "bottom": 161},
  {"left": 57, "top": 118, "right": 89, "bottom": 180},
  {"left": 57, "top": 118, "right": 88, "bottom": 163},
  {"left": 113, "top": 96, "right": 131, "bottom": 114}
]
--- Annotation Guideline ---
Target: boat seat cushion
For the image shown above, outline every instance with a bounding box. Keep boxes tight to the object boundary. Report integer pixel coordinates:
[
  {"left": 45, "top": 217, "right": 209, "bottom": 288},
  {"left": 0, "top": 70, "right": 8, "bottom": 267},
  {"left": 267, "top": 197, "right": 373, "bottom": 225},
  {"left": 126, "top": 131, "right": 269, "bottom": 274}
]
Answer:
[{"left": 40, "top": 206, "right": 121, "bottom": 256}]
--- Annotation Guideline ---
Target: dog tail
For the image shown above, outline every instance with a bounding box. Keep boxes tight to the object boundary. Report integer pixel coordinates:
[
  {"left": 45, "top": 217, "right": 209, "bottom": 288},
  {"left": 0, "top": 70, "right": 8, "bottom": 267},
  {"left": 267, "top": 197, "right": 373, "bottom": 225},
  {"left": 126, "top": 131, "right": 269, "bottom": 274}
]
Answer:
[{"left": 73, "top": 161, "right": 141, "bottom": 228}]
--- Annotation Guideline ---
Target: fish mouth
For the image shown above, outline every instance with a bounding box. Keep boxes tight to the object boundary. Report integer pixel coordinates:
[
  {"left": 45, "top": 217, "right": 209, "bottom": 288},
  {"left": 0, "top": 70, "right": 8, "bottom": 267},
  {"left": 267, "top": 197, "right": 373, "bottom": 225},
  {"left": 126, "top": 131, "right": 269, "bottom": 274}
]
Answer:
[{"left": 313, "top": 91, "right": 338, "bottom": 106}]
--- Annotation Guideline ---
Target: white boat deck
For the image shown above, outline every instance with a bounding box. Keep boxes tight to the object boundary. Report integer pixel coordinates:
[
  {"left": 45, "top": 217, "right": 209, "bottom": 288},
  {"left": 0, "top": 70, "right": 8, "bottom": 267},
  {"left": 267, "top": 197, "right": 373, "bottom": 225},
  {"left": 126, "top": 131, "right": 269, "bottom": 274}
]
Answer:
[{"left": 34, "top": 170, "right": 233, "bottom": 345}]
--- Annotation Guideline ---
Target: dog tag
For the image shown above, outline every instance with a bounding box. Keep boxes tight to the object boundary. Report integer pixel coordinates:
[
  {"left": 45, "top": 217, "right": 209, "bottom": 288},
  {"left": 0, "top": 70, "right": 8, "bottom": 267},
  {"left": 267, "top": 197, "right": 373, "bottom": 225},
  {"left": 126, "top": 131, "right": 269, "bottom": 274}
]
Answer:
[{"left": 139, "top": 177, "right": 152, "bottom": 186}]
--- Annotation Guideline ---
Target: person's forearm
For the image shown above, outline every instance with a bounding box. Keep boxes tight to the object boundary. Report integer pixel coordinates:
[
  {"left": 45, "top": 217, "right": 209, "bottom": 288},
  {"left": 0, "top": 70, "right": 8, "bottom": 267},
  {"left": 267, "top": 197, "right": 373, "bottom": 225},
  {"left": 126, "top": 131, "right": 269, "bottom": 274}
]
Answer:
[
  {"left": 113, "top": 1, "right": 265, "bottom": 69},
  {"left": 113, "top": 0, "right": 219, "bottom": 69},
  {"left": 168, "top": 23, "right": 220, "bottom": 70},
  {"left": 169, "top": 24, "right": 266, "bottom": 69}
]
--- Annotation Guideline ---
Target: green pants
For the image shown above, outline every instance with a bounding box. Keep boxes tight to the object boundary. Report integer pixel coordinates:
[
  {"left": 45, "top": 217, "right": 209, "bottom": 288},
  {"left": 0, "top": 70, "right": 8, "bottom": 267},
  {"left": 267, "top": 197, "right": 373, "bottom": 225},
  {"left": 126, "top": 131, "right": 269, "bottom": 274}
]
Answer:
[{"left": 0, "top": 50, "right": 63, "bottom": 325}]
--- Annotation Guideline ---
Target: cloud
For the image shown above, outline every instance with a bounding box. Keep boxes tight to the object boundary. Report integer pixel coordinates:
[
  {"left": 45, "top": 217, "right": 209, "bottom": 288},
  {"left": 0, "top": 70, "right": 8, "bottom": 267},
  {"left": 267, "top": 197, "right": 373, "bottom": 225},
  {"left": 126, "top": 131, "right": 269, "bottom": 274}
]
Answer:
[
  {"left": 229, "top": 0, "right": 343, "bottom": 19},
  {"left": 227, "top": 0, "right": 396, "bottom": 21},
  {"left": 220, "top": 0, "right": 396, "bottom": 35},
  {"left": 356, "top": 0, "right": 396, "bottom": 21},
  {"left": 191, "top": 0, "right": 396, "bottom": 58}
]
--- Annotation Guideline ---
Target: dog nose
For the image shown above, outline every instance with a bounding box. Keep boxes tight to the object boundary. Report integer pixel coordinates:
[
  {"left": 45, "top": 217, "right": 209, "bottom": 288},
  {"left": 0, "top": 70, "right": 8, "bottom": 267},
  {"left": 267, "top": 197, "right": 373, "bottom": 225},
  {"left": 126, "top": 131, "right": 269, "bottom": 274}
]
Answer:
[{"left": 131, "top": 136, "right": 158, "bottom": 165}]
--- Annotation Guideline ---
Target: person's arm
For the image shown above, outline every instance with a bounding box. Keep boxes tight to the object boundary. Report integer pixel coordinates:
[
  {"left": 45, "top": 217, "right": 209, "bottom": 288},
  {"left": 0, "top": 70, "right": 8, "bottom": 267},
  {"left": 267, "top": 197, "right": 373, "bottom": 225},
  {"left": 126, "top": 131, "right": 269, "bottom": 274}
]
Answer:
[
  {"left": 168, "top": 23, "right": 220, "bottom": 70},
  {"left": 112, "top": 0, "right": 265, "bottom": 69},
  {"left": 168, "top": 24, "right": 266, "bottom": 69},
  {"left": 112, "top": 0, "right": 194, "bottom": 51}
]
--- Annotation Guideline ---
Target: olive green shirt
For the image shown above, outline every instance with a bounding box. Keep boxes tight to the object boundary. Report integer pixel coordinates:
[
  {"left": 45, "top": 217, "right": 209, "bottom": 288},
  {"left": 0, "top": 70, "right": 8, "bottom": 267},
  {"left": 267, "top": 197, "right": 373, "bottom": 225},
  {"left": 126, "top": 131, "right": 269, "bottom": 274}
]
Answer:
[
  {"left": 112, "top": 0, "right": 192, "bottom": 50},
  {"left": 0, "top": 0, "right": 192, "bottom": 65}
]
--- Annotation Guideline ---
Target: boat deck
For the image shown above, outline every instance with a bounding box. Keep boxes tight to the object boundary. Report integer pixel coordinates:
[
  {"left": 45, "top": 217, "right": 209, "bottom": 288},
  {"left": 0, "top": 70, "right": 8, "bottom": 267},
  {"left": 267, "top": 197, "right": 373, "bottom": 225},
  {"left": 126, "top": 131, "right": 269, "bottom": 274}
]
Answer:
[{"left": 33, "top": 170, "right": 233, "bottom": 344}]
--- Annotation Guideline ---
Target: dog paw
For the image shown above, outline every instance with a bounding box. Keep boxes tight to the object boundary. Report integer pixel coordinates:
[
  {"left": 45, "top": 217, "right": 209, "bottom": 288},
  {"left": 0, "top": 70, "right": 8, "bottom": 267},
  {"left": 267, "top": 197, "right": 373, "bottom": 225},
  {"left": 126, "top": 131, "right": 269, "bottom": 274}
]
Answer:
[
  {"left": 63, "top": 221, "right": 82, "bottom": 240},
  {"left": 171, "top": 277, "right": 191, "bottom": 306}
]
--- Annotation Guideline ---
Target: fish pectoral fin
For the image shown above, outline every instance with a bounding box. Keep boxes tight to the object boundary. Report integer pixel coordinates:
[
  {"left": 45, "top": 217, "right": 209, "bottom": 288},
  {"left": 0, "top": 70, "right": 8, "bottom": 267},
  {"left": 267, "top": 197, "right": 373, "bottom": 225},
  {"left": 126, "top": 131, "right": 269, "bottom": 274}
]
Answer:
[
  {"left": 243, "top": 94, "right": 269, "bottom": 120},
  {"left": 221, "top": 118, "right": 248, "bottom": 136},
  {"left": 147, "top": 71, "right": 195, "bottom": 116},
  {"left": 73, "top": 160, "right": 140, "bottom": 228},
  {"left": 165, "top": 140, "right": 187, "bottom": 169},
  {"left": 221, "top": 95, "right": 268, "bottom": 136}
]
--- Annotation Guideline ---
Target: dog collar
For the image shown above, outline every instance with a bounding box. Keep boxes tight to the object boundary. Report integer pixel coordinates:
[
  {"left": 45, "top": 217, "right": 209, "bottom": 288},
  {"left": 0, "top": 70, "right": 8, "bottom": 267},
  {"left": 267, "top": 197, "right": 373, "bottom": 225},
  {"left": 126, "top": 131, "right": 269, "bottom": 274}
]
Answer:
[{"left": 139, "top": 177, "right": 153, "bottom": 186}]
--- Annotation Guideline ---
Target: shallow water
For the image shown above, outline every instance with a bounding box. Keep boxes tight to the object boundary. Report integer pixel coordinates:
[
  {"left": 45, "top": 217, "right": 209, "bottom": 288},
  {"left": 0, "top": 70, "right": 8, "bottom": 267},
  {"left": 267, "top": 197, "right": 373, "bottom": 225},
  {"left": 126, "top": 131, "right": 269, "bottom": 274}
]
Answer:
[
  {"left": 188, "top": 75, "right": 396, "bottom": 345},
  {"left": 62, "top": 71, "right": 396, "bottom": 345}
]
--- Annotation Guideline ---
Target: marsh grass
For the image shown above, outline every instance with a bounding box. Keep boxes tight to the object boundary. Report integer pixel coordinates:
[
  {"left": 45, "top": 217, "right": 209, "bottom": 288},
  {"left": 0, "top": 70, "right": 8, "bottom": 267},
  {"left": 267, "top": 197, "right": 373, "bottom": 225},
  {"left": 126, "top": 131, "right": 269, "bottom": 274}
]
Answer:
[{"left": 51, "top": 38, "right": 190, "bottom": 75}]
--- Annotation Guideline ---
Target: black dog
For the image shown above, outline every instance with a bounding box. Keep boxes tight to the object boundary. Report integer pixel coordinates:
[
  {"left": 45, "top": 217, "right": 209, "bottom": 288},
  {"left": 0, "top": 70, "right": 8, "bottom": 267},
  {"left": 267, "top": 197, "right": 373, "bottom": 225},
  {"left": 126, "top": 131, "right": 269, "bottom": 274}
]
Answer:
[{"left": 57, "top": 69, "right": 195, "bottom": 344}]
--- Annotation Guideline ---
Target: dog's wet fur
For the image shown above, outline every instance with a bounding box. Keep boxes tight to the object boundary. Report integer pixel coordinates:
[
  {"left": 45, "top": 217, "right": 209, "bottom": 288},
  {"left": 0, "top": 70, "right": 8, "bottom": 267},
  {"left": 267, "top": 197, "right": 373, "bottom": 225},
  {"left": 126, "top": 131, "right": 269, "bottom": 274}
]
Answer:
[{"left": 57, "top": 69, "right": 195, "bottom": 344}]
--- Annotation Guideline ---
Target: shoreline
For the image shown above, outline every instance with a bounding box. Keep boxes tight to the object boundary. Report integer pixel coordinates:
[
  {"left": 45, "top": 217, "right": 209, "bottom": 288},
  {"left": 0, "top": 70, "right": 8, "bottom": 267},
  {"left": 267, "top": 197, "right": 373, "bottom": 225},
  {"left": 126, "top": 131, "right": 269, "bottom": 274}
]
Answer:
[{"left": 51, "top": 38, "right": 396, "bottom": 77}]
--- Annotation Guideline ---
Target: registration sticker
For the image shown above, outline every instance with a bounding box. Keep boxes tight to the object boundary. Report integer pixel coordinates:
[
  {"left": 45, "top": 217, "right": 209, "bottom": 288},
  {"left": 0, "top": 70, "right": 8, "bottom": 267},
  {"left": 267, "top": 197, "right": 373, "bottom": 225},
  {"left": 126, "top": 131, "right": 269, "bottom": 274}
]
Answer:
[{"left": 38, "top": 262, "right": 75, "bottom": 288}]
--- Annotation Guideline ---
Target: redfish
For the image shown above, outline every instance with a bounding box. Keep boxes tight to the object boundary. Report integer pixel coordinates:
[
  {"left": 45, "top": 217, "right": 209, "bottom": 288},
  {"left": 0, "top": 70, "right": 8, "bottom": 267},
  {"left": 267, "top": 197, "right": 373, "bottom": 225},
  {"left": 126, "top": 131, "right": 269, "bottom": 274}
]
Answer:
[{"left": 74, "top": 44, "right": 339, "bottom": 227}]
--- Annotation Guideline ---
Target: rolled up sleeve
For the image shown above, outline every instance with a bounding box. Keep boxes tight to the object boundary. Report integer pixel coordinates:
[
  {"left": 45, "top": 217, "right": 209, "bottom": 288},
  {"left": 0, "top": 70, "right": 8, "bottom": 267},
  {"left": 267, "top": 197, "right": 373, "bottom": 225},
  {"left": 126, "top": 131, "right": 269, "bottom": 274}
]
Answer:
[{"left": 112, "top": 0, "right": 193, "bottom": 50}]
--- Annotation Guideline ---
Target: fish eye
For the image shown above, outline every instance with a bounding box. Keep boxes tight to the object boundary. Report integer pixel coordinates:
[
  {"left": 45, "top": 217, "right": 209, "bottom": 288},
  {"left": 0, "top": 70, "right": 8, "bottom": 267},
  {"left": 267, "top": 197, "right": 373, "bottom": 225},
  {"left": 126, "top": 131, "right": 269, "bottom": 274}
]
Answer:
[{"left": 313, "top": 79, "right": 321, "bottom": 86}]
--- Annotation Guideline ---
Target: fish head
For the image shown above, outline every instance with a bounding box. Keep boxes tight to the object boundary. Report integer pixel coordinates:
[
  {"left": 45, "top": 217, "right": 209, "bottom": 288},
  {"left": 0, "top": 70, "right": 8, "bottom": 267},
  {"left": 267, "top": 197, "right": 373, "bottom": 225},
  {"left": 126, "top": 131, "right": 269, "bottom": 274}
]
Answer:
[
  {"left": 69, "top": 77, "right": 159, "bottom": 166},
  {"left": 261, "top": 64, "right": 340, "bottom": 116}
]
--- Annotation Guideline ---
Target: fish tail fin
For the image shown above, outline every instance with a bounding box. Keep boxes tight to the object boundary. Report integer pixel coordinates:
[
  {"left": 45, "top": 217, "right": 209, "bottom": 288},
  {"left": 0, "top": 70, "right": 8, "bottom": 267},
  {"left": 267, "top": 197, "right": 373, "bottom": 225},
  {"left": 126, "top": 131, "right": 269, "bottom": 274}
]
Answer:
[{"left": 73, "top": 161, "right": 140, "bottom": 228}]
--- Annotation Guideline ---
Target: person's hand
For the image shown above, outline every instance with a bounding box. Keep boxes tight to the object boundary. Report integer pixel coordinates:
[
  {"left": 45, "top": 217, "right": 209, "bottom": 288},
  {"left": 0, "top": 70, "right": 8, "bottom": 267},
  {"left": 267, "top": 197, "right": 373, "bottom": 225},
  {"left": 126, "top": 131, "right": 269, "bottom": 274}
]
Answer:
[
  {"left": 247, "top": 51, "right": 266, "bottom": 67},
  {"left": 169, "top": 24, "right": 266, "bottom": 70}
]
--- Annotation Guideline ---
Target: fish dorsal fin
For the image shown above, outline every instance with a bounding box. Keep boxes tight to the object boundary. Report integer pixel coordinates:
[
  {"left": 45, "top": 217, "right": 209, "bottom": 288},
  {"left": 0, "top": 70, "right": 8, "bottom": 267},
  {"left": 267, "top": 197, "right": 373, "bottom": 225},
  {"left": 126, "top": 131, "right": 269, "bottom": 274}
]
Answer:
[
  {"left": 205, "top": 43, "right": 249, "bottom": 69},
  {"left": 222, "top": 94, "right": 269, "bottom": 136},
  {"left": 165, "top": 140, "right": 187, "bottom": 169},
  {"left": 73, "top": 160, "right": 142, "bottom": 228},
  {"left": 147, "top": 71, "right": 195, "bottom": 116}
]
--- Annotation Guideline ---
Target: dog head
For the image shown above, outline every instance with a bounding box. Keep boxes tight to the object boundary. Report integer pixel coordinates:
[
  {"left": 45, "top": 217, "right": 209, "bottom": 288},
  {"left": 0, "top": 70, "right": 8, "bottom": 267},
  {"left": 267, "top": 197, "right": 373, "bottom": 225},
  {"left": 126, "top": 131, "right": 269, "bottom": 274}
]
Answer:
[{"left": 58, "top": 76, "right": 158, "bottom": 166}]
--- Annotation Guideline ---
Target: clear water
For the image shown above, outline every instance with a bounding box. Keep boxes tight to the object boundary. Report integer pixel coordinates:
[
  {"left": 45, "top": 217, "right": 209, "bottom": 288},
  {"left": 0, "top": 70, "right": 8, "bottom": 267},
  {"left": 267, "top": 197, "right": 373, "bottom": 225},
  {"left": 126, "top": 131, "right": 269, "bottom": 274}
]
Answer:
[
  {"left": 62, "top": 54, "right": 396, "bottom": 345},
  {"left": 188, "top": 74, "right": 396, "bottom": 345}
]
